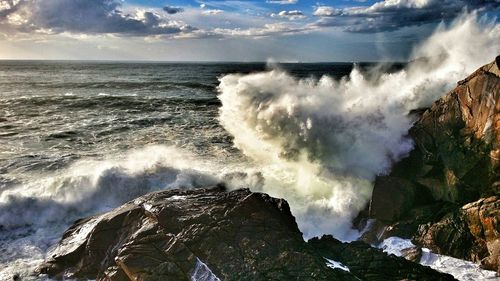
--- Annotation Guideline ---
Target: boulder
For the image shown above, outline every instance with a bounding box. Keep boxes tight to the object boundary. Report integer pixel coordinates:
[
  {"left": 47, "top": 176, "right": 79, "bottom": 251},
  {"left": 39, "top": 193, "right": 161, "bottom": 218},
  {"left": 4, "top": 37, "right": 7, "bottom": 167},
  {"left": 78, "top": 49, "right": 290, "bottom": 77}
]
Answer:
[
  {"left": 309, "top": 235, "right": 456, "bottom": 281},
  {"left": 38, "top": 186, "right": 356, "bottom": 281},
  {"left": 369, "top": 58, "right": 499, "bottom": 222},
  {"left": 415, "top": 196, "right": 500, "bottom": 272},
  {"left": 38, "top": 186, "right": 456, "bottom": 281}
]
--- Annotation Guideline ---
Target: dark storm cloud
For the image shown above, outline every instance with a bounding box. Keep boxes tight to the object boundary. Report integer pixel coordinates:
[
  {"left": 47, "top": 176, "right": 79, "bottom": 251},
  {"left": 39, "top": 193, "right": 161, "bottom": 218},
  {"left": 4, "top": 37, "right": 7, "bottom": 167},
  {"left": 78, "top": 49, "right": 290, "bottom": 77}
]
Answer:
[
  {"left": 313, "top": 0, "right": 500, "bottom": 33},
  {"left": 163, "top": 5, "right": 184, "bottom": 14},
  {"left": 0, "top": 0, "right": 195, "bottom": 36}
]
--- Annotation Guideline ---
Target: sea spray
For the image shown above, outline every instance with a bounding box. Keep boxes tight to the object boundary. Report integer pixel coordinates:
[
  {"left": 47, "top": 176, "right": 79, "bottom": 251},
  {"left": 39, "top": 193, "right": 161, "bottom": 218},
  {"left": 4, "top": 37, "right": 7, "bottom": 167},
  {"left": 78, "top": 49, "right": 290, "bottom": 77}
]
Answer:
[
  {"left": 217, "top": 12, "right": 499, "bottom": 239},
  {"left": 0, "top": 12, "right": 498, "bottom": 281}
]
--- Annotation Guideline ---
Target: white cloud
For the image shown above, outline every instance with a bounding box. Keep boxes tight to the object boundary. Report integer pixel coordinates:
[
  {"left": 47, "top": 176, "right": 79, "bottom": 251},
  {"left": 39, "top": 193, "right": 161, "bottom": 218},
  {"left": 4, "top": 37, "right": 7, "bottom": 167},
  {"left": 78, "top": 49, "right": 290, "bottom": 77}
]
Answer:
[
  {"left": 313, "top": 6, "right": 341, "bottom": 17},
  {"left": 213, "top": 22, "right": 311, "bottom": 37},
  {"left": 0, "top": 0, "right": 196, "bottom": 36},
  {"left": 201, "top": 9, "right": 224, "bottom": 16},
  {"left": 271, "top": 10, "right": 305, "bottom": 20},
  {"left": 266, "top": 0, "right": 298, "bottom": 4}
]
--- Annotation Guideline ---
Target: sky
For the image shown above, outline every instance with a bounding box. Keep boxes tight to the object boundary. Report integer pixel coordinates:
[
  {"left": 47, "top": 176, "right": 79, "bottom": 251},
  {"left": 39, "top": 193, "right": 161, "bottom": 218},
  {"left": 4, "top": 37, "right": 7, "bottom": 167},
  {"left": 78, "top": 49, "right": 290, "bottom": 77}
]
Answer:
[{"left": 0, "top": 0, "right": 498, "bottom": 61}]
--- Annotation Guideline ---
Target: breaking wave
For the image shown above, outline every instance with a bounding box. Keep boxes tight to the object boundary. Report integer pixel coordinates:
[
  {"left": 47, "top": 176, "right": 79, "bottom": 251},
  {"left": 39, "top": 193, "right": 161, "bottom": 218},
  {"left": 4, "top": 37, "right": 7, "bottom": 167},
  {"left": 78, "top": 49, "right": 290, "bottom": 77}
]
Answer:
[
  {"left": 0, "top": 12, "right": 498, "bottom": 281},
  {"left": 217, "top": 13, "right": 499, "bottom": 239}
]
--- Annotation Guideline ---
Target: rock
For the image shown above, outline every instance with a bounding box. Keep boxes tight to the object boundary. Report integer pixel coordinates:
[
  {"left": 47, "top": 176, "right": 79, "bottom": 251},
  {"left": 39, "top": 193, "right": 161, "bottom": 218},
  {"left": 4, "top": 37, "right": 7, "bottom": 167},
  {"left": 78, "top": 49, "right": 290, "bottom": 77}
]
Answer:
[
  {"left": 370, "top": 58, "right": 499, "bottom": 220},
  {"left": 401, "top": 247, "right": 422, "bottom": 263},
  {"left": 414, "top": 196, "right": 500, "bottom": 272},
  {"left": 309, "top": 235, "right": 457, "bottom": 281},
  {"left": 369, "top": 176, "right": 422, "bottom": 222},
  {"left": 38, "top": 186, "right": 454, "bottom": 281},
  {"left": 363, "top": 58, "right": 500, "bottom": 272},
  {"left": 38, "top": 186, "right": 356, "bottom": 281}
]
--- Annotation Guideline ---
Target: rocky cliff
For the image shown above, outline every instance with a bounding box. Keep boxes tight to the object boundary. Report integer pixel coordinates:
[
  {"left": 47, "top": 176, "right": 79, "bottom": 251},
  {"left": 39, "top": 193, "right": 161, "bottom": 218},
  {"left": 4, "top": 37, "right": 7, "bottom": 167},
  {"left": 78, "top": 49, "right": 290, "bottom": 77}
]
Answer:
[
  {"left": 37, "top": 186, "right": 455, "bottom": 281},
  {"left": 365, "top": 57, "right": 499, "bottom": 272}
]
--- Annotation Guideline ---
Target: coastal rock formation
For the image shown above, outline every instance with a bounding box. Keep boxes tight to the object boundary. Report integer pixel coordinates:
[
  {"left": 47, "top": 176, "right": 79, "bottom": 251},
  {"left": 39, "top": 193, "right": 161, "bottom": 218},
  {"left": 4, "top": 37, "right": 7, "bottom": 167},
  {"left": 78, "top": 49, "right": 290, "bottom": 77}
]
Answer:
[
  {"left": 37, "top": 186, "right": 454, "bottom": 281},
  {"left": 309, "top": 235, "right": 455, "bottom": 281},
  {"left": 415, "top": 196, "right": 499, "bottom": 271},
  {"left": 364, "top": 57, "right": 499, "bottom": 272},
  {"left": 38, "top": 186, "right": 355, "bottom": 281}
]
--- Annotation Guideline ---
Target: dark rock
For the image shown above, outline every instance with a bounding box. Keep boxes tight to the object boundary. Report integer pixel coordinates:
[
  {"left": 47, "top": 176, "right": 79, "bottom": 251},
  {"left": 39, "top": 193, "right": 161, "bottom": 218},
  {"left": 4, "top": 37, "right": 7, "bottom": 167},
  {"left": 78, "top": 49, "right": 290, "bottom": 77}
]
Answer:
[
  {"left": 401, "top": 247, "right": 422, "bottom": 263},
  {"left": 414, "top": 196, "right": 500, "bottom": 272},
  {"left": 370, "top": 58, "right": 499, "bottom": 215},
  {"left": 309, "top": 235, "right": 457, "bottom": 281},
  {"left": 369, "top": 176, "right": 420, "bottom": 222},
  {"left": 37, "top": 186, "right": 455, "bottom": 281},
  {"left": 362, "top": 58, "right": 500, "bottom": 272},
  {"left": 38, "top": 186, "right": 357, "bottom": 281}
]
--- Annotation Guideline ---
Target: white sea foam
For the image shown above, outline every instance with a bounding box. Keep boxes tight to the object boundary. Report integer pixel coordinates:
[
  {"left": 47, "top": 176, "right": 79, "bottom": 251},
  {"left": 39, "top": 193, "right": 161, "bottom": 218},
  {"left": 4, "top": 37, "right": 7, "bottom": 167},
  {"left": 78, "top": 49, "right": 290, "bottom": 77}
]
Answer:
[
  {"left": 379, "top": 237, "right": 499, "bottom": 281},
  {"left": 217, "top": 12, "right": 499, "bottom": 239},
  {"left": 0, "top": 12, "right": 498, "bottom": 281},
  {"left": 325, "top": 258, "right": 350, "bottom": 272},
  {"left": 0, "top": 146, "right": 242, "bottom": 280}
]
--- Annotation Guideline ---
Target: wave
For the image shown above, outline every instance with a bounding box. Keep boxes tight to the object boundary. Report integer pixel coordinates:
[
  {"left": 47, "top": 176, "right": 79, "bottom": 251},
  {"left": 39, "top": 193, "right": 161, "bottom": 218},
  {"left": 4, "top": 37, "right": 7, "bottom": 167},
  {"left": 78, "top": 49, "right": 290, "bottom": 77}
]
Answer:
[
  {"left": 217, "top": 12, "right": 499, "bottom": 239},
  {"left": 0, "top": 81, "right": 217, "bottom": 91},
  {"left": 1, "top": 12, "right": 498, "bottom": 281},
  {"left": 0, "top": 146, "right": 244, "bottom": 280},
  {"left": 1, "top": 94, "right": 220, "bottom": 109}
]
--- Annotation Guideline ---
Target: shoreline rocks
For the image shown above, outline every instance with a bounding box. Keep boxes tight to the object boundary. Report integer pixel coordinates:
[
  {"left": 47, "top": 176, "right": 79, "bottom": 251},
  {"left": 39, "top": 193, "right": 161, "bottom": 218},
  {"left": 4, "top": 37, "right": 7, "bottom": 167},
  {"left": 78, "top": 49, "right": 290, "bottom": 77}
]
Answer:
[
  {"left": 38, "top": 186, "right": 455, "bottom": 281},
  {"left": 361, "top": 57, "right": 499, "bottom": 273}
]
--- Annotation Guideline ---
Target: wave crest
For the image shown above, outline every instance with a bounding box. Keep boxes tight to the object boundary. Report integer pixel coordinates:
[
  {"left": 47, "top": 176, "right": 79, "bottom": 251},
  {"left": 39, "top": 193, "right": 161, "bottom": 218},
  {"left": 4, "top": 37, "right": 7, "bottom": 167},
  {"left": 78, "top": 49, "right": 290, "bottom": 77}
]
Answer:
[{"left": 217, "top": 12, "right": 499, "bottom": 239}]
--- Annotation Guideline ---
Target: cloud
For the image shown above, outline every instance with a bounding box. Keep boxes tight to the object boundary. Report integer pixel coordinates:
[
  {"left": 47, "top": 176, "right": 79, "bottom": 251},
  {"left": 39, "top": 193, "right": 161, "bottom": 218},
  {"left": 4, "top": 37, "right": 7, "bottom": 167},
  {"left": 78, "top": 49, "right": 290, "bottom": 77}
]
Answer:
[
  {"left": 201, "top": 9, "right": 224, "bottom": 15},
  {"left": 312, "top": 6, "right": 341, "bottom": 17},
  {"left": 0, "top": 0, "right": 195, "bottom": 36},
  {"left": 312, "top": 0, "right": 500, "bottom": 32},
  {"left": 163, "top": 5, "right": 184, "bottom": 15},
  {"left": 214, "top": 22, "right": 310, "bottom": 37},
  {"left": 266, "top": 0, "right": 298, "bottom": 4},
  {"left": 271, "top": 10, "right": 305, "bottom": 20},
  {"left": 0, "top": 0, "right": 20, "bottom": 18}
]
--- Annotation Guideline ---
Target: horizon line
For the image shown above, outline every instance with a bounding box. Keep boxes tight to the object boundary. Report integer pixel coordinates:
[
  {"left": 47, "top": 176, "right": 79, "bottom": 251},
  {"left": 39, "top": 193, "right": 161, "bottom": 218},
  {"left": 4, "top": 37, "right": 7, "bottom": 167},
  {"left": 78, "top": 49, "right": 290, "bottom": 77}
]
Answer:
[{"left": 0, "top": 58, "right": 409, "bottom": 64}]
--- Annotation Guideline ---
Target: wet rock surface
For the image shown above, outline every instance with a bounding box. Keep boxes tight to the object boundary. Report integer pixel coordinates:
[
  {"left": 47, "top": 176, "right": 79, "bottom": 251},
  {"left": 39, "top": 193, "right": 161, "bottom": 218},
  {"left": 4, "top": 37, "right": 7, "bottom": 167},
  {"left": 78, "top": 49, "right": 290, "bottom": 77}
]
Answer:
[
  {"left": 38, "top": 186, "right": 356, "bottom": 281},
  {"left": 415, "top": 196, "right": 500, "bottom": 272},
  {"left": 363, "top": 58, "right": 500, "bottom": 272},
  {"left": 309, "top": 235, "right": 456, "bottom": 281},
  {"left": 37, "top": 186, "right": 455, "bottom": 281}
]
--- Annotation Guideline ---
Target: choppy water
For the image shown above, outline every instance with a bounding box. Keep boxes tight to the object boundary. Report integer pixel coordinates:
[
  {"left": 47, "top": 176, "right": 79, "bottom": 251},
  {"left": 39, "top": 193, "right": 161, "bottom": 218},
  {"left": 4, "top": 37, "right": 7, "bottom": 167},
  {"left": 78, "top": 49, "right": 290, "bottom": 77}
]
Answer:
[
  {"left": 0, "top": 61, "right": 370, "bottom": 186},
  {"left": 2, "top": 14, "right": 498, "bottom": 281},
  {"left": 0, "top": 60, "right": 380, "bottom": 280}
]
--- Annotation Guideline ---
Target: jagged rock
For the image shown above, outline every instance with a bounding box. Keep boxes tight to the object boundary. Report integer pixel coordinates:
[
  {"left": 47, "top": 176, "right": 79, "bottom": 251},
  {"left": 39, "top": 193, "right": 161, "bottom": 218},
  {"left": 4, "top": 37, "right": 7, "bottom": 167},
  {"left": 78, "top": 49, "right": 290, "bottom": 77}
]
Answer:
[
  {"left": 370, "top": 58, "right": 499, "bottom": 222},
  {"left": 38, "top": 186, "right": 356, "bottom": 281},
  {"left": 415, "top": 196, "right": 500, "bottom": 272},
  {"left": 369, "top": 176, "right": 420, "bottom": 222},
  {"left": 309, "top": 235, "right": 456, "bottom": 281},
  {"left": 401, "top": 247, "right": 422, "bottom": 263},
  {"left": 363, "top": 58, "right": 499, "bottom": 272},
  {"left": 38, "top": 186, "right": 456, "bottom": 281}
]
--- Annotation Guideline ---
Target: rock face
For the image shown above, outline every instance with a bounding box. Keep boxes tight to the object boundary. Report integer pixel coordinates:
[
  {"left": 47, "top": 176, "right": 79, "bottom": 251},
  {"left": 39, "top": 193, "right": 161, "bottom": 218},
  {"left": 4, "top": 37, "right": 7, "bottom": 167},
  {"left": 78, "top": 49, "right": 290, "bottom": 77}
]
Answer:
[
  {"left": 38, "top": 186, "right": 454, "bottom": 281},
  {"left": 415, "top": 196, "right": 499, "bottom": 271},
  {"left": 365, "top": 57, "right": 500, "bottom": 272},
  {"left": 309, "top": 235, "right": 456, "bottom": 281},
  {"left": 39, "top": 186, "right": 354, "bottom": 281}
]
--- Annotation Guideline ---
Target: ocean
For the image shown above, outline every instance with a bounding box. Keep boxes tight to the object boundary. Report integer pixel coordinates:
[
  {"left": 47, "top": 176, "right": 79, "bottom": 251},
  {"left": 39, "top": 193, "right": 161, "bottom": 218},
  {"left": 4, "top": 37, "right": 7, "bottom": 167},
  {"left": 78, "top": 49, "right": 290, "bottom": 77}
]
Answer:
[
  {"left": 1, "top": 13, "right": 499, "bottom": 281},
  {"left": 0, "top": 55, "right": 496, "bottom": 280},
  {"left": 0, "top": 61, "right": 371, "bottom": 181},
  {"left": 0, "top": 61, "right": 391, "bottom": 280}
]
